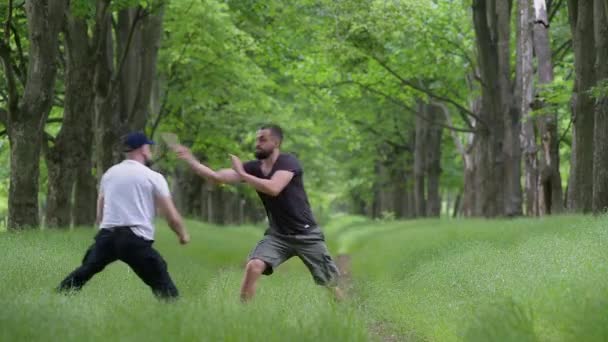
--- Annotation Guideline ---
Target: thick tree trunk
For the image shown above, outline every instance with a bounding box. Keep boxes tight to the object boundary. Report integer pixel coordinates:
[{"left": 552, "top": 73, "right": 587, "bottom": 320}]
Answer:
[
  {"left": 567, "top": 0, "right": 596, "bottom": 212},
  {"left": 0, "top": 0, "right": 68, "bottom": 229},
  {"left": 392, "top": 165, "right": 409, "bottom": 219},
  {"left": 518, "top": 0, "right": 537, "bottom": 216},
  {"left": 128, "top": 10, "right": 164, "bottom": 131},
  {"left": 117, "top": 8, "right": 142, "bottom": 128},
  {"left": 426, "top": 104, "right": 443, "bottom": 217},
  {"left": 45, "top": 14, "right": 96, "bottom": 228},
  {"left": 592, "top": 0, "right": 608, "bottom": 213},
  {"left": 44, "top": 149, "right": 75, "bottom": 228},
  {"left": 439, "top": 101, "right": 477, "bottom": 216},
  {"left": 472, "top": 0, "right": 512, "bottom": 217},
  {"left": 414, "top": 102, "right": 427, "bottom": 217},
  {"left": 534, "top": 0, "right": 564, "bottom": 215},
  {"left": 73, "top": 163, "right": 97, "bottom": 226},
  {"left": 174, "top": 163, "right": 204, "bottom": 217},
  {"left": 94, "top": 1, "right": 120, "bottom": 176}
]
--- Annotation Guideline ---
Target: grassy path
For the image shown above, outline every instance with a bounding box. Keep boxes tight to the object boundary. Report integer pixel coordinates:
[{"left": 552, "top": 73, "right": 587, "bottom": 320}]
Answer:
[{"left": 1, "top": 215, "right": 607, "bottom": 341}]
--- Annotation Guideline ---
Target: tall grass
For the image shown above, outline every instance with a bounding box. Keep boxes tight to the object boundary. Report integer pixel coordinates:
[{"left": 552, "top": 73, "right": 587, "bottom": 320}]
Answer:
[
  {"left": 337, "top": 215, "right": 608, "bottom": 341},
  {"left": 1, "top": 215, "right": 606, "bottom": 341},
  {"left": 0, "top": 222, "right": 368, "bottom": 342}
]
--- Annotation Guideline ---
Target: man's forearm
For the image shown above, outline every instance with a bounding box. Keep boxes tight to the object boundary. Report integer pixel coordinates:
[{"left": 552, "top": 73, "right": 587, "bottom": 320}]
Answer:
[
  {"left": 167, "top": 215, "right": 187, "bottom": 238},
  {"left": 187, "top": 159, "right": 221, "bottom": 182},
  {"left": 240, "top": 173, "right": 278, "bottom": 196}
]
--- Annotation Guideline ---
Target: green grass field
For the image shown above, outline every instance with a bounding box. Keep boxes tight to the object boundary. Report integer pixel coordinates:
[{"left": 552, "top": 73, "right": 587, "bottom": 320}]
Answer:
[{"left": 1, "top": 215, "right": 607, "bottom": 341}]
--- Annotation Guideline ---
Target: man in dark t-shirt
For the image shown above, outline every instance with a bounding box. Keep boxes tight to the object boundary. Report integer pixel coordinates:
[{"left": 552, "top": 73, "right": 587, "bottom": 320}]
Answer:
[{"left": 174, "top": 124, "right": 343, "bottom": 302}]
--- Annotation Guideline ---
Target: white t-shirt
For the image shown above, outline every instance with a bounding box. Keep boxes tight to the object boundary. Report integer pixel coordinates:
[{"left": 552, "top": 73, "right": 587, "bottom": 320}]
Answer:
[{"left": 99, "top": 159, "right": 170, "bottom": 241}]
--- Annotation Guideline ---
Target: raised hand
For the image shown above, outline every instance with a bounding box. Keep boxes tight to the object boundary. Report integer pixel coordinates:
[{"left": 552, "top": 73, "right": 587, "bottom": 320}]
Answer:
[{"left": 230, "top": 154, "right": 245, "bottom": 175}]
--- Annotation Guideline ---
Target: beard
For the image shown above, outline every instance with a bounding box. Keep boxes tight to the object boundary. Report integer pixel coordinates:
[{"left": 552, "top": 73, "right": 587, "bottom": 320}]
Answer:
[
  {"left": 254, "top": 148, "right": 272, "bottom": 160},
  {"left": 144, "top": 157, "right": 155, "bottom": 167}
]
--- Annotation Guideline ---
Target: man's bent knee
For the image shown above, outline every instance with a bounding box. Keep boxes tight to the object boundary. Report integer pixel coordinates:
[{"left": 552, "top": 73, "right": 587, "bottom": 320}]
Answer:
[{"left": 245, "top": 259, "right": 266, "bottom": 275}]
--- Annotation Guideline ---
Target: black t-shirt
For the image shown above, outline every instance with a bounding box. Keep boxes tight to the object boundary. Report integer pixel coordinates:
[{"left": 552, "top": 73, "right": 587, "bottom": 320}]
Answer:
[{"left": 243, "top": 153, "right": 317, "bottom": 234}]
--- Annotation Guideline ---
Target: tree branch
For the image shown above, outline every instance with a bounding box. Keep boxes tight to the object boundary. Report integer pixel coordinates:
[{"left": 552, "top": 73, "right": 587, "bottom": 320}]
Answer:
[
  {"left": 548, "top": 0, "right": 564, "bottom": 23},
  {"left": 558, "top": 115, "right": 573, "bottom": 146},
  {"left": 370, "top": 54, "right": 484, "bottom": 129},
  {"left": 10, "top": 23, "right": 26, "bottom": 85},
  {"left": 351, "top": 118, "right": 411, "bottom": 151},
  {"left": 0, "top": 107, "right": 7, "bottom": 126},
  {"left": 0, "top": 38, "right": 19, "bottom": 120},
  {"left": 552, "top": 38, "right": 572, "bottom": 64},
  {"left": 431, "top": 34, "right": 477, "bottom": 71},
  {"left": 112, "top": 7, "right": 144, "bottom": 86},
  {"left": 45, "top": 117, "right": 63, "bottom": 126},
  {"left": 4, "top": 0, "right": 13, "bottom": 43},
  {"left": 435, "top": 101, "right": 467, "bottom": 156},
  {"left": 308, "top": 80, "right": 478, "bottom": 133}
]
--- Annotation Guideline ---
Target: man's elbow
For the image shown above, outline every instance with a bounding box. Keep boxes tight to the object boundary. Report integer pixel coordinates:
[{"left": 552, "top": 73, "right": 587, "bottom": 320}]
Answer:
[{"left": 267, "top": 186, "right": 282, "bottom": 197}]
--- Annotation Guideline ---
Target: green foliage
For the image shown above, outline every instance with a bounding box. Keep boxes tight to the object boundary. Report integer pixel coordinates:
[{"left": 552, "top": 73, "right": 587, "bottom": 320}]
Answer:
[{"left": 70, "top": 0, "right": 96, "bottom": 18}]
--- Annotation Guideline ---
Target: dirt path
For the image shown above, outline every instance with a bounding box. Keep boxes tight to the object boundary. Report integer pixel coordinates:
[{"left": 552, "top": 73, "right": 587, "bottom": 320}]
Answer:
[{"left": 335, "top": 253, "right": 412, "bottom": 342}]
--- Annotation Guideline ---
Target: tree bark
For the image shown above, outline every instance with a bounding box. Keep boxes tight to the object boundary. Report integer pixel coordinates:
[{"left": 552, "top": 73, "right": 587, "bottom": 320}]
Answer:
[
  {"left": 414, "top": 102, "right": 427, "bottom": 217},
  {"left": 426, "top": 104, "right": 443, "bottom": 217},
  {"left": 0, "top": 0, "right": 68, "bottom": 229},
  {"left": 94, "top": 0, "right": 120, "bottom": 176},
  {"left": 518, "top": 0, "right": 538, "bottom": 216},
  {"left": 127, "top": 10, "right": 164, "bottom": 131},
  {"left": 592, "top": 0, "right": 608, "bottom": 213},
  {"left": 73, "top": 162, "right": 97, "bottom": 226},
  {"left": 174, "top": 162, "right": 204, "bottom": 217},
  {"left": 45, "top": 13, "right": 96, "bottom": 228},
  {"left": 533, "top": 0, "right": 564, "bottom": 215},
  {"left": 392, "top": 164, "right": 409, "bottom": 219},
  {"left": 567, "top": 0, "right": 596, "bottom": 212},
  {"left": 472, "top": 0, "right": 512, "bottom": 217},
  {"left": 439, "top": 101, "right": 477, "bottom": 216}
]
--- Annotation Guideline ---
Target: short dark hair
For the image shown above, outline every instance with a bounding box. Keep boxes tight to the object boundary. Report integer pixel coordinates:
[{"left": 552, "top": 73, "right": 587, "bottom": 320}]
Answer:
[{"left": 260, "top": 124, "right": 283, "bottom": 143}]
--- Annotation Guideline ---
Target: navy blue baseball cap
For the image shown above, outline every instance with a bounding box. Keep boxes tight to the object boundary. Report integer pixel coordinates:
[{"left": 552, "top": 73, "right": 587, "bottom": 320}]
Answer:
[{"left": 123, "top": 132, "right": 155, "bottom": 152}]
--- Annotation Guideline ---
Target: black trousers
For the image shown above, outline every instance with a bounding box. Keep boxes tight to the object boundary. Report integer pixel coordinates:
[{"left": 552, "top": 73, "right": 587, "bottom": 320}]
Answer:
[{"left": 58, "top": 227, "right": 179, "bottom": 299}]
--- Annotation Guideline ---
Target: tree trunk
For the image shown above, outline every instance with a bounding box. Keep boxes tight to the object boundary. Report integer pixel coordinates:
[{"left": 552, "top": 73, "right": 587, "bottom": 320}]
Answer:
[
  {"left": 592, "top": 0, "right": 608, "bottom": 213},
  {"left": 0, "top": 0, "right": 68, "bottom": 229},
  {"left": 117, "top": 8, "right": 142, "bottom": 129},
  {"left": 94, "top": 0, "right": 120, "bottom": 176},
  {"left": 453, "top": 193, "right": 462, "bottom": 218},
  {"left": 392, "top": 165, "right": 409, "bottom": 219},
  {"left": 370, "top": 159, "right": 382, "bottom": 219},
  {"left": 174, "top": 162, "right": 204, "bottom": 217},
  {"left": 426, "top": 104, "right": 443, "bottom": 217},
  {"left": 533, "top": 0, "right": 564, "bottom": 215},
  {"left": 518, "top": 0, "right": 538, "bottom": 216},
  {"left": 414, "top": 102, "right": 427, "bottom": 217},
  {"left": 45, "top": 14, "right": 96, "bottom": 228},
  {"left": 128, "top": 10, "right": 164, "bottom": 131},
  {"left": 472, "top": 0, "right": 512, "bottom": 217},
  {"left": 438, "top": 101, "right": 477, "bottom": 216},
  {"left": 73, "top": 163, "right": 97, "bottom": 226},
  {"left": 567, "top": 0, "right": 596, "bottom": 212}
]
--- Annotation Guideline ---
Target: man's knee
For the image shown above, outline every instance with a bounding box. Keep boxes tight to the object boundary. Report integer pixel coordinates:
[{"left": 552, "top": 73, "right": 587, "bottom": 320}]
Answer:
[{"left": 245, "top": 259, "right": 267, "bottom": 275}]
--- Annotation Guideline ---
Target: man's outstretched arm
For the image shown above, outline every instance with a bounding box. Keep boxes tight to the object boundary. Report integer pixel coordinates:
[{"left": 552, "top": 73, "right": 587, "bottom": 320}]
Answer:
[{"left": 175, "top": 145, "right": 241, "bottom": 184}]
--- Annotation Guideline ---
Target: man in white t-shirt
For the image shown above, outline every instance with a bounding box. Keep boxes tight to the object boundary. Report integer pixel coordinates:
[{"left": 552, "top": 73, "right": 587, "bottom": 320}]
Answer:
[{"left": 57, "top": 132, "right": 190, "bottom": 300}]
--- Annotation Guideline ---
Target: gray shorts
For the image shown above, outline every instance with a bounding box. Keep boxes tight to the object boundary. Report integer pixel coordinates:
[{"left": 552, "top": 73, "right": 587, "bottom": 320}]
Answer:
[{"left": 247, "top": 228, "right": 340, "bottom": 286}]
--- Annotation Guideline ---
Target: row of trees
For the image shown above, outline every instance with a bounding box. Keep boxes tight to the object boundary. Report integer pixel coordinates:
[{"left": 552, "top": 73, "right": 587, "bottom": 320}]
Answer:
[{"left": 0, "top": 0, "right": 607, "bottom": 230}]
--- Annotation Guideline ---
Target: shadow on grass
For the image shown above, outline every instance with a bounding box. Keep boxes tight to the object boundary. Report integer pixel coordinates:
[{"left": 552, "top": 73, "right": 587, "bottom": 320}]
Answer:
[{"left": 463, "top": 297, "right": 537, "bottom": 342}]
